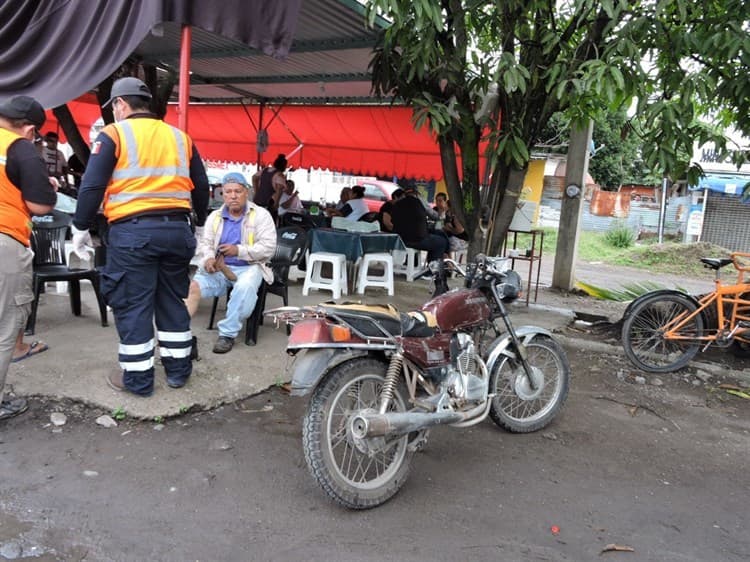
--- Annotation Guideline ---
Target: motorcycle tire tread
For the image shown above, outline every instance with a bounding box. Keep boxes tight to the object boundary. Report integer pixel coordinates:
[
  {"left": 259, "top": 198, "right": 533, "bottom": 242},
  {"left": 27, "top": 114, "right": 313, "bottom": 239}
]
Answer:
[
  {"left": 488, "top": 335, "right": 570, "bottom": 433},
  {"left": 302, "top": 357, "right": 413, "bottom": 510}
]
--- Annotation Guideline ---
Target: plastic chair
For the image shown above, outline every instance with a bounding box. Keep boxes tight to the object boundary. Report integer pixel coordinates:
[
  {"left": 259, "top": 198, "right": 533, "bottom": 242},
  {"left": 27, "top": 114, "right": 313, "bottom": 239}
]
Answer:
[
  {"left": 303, "top": 252, "right": 348, "bottom": 299},
  {"left": 356, "top": 253, "right": 394, "bottom": 295},
  {"left": 281, "top": 211, "right": 317, "bottom": 230},
  {"left": 393, "top": 247, "right": 426, "bottom": 282},
  {"left": 257, "top": 226, "right": 309, "bottom": 334},
  {"left": 26, "top": 210, "right": 108, "bottom": 335},
  {"left": 208, "top": 226, "right": 309, "bottom": 343},
  {"left": 207, "top": 282, "right": 267, "bottom": 346}
]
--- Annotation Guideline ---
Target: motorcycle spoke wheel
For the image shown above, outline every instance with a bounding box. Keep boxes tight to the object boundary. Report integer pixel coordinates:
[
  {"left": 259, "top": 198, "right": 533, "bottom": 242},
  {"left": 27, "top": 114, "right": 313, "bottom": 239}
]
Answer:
[
  {"left": 489, "top": 335, "right": 569, "bottom": 433},
  {"left": 303, "top": 358, "right": 411, "bottom": 509},
  {"left": 622, "top": 293, "right": 703, "bottom": 373}
]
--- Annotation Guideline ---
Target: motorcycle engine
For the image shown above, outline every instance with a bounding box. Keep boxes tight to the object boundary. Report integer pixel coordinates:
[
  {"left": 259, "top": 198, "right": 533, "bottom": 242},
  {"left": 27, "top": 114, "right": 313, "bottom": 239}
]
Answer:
[{"left": 444, "top": 332, "right": 488, "bottom": 404}]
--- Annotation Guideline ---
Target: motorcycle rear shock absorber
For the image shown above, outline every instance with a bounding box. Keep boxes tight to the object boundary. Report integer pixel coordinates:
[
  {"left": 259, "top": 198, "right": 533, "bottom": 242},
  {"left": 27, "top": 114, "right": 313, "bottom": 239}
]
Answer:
[{"left": 379, "top": 352, "right": 404, "bottom": 414}]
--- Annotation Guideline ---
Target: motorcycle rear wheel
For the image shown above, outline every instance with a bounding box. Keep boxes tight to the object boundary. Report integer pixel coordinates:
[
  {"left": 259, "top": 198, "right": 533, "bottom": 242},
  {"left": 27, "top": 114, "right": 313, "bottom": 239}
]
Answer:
[
  {"left": 489, "top": 335, "right": 570, "bottom": 433},
  {"left": 302, "top": 357, "right": 412, "bottom": 509}
]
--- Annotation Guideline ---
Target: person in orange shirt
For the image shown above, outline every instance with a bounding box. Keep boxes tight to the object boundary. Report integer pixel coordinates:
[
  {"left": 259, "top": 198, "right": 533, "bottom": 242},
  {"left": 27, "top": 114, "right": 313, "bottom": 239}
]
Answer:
[
  {"left": 72, "top": 78, "right": 210, "bottom": 397},
  {"left": 0, "top": 95, "right": 57, "bottom": 420}
]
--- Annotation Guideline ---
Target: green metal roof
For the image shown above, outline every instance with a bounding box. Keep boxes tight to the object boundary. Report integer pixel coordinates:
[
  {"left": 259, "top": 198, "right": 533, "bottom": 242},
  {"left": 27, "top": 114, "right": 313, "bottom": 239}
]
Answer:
[{"left": 134, "top": 0, "right": 391, "bottom": 104}]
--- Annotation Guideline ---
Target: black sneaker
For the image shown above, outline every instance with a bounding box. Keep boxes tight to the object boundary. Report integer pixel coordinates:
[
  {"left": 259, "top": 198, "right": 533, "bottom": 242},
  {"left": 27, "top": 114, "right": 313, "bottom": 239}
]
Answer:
[
  {"left": 0, "top": 397, "right": 28, "bottom": 421},
  {"left": 212, "top": 336, "right": 234, "bottom": 354}
]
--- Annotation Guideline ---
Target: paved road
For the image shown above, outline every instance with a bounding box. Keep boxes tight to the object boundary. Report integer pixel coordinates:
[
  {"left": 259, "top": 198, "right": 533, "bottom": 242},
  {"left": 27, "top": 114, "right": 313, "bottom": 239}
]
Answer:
[{"left": 1, "top": 340, "right": 748, "bottom": 561}]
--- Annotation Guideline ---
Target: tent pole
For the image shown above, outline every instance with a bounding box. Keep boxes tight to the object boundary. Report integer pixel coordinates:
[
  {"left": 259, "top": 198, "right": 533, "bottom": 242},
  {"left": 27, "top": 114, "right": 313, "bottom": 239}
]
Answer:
[
  {"left": 257, "top": 101, "right": 265, "bottom": 167},
  {"left": 178, "top": 24, "right": 192, "bottom": 131}
]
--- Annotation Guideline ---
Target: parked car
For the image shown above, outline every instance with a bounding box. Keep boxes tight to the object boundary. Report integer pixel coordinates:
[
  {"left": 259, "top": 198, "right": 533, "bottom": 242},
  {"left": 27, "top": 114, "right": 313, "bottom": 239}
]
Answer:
[{"left": 358, "top": 179, "right": 400, "bottom": 212}]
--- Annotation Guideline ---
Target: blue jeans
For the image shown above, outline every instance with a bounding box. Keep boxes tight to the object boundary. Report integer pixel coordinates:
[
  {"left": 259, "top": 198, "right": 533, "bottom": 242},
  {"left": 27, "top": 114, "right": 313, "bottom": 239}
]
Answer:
[{"left": 192, "top": 264, "right": 264, "bottom": 339}]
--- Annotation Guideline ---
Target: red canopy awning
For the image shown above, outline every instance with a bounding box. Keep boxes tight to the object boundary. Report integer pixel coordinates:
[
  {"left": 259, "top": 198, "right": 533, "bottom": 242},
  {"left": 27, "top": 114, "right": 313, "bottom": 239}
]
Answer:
[{"left": 44, "top": 101, "right": 463, "bottom": 180}]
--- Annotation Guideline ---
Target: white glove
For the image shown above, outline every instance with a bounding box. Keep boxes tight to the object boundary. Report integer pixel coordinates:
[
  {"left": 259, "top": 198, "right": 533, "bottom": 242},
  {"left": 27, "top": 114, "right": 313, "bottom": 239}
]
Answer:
[{"left": 71, "top": 225, "right": 94, "bottom": 260}]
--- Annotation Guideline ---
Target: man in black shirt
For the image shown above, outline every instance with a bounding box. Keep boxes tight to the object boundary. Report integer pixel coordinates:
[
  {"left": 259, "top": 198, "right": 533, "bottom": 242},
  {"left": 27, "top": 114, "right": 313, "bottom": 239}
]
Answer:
[
  {"left": 0, "top": 95, "right": 57, "bottom": 420},
  {"left": 378, "top": 188, "right": 404, "bottom": 232},
  {"left": 390, "top": 186, "right": 449, "bottom": 262}
]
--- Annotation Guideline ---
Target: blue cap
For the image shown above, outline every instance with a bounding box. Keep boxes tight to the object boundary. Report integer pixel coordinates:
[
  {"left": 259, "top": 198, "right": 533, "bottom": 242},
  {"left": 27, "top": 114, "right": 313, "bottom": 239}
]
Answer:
[{"left": 222, "top": 172, "right": 248, "bottom": 187}]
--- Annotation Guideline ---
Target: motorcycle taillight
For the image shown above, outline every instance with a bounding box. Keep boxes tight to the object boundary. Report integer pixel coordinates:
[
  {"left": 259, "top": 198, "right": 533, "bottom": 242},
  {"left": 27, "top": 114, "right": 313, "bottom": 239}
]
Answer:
[{"left": 288, "top": 318, "right": 332, "bottom": 346}]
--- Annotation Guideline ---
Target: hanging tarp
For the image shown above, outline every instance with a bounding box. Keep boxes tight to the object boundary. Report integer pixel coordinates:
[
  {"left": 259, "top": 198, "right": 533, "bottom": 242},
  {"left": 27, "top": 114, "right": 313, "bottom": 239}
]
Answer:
[
  {"left": 44, "top": 100, "right": 461, "bottom": 180},
  {"left": 0, "top": 0, "right": 301, "bottom": 108},
  {"left": 691, "top": 173, "right": 750, "bottom": 195}
]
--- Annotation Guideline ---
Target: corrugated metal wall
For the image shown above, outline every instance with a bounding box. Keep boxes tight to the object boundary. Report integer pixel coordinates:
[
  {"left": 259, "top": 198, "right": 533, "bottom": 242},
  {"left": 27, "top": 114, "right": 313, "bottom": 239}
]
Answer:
[
  {"left": 702, "top": 192, "right": 750, "bottom": 252},
  {"left": 539, "top": 196, "right": 690, "bottom": 235}
]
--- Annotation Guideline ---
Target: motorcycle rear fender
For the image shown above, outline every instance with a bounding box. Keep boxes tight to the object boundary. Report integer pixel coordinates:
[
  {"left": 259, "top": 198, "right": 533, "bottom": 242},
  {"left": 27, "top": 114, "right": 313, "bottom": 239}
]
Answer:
[
  {"left": 289, "top": 348, "right": 371, "bottom": 396},
  {"left": 485, "top": 326, "right": 554, "bottom": 373}
]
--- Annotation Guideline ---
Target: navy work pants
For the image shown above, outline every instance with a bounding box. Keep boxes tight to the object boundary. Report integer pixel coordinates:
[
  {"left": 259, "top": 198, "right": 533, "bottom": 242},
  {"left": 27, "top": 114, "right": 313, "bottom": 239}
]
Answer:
[{"left": 101, "top": 216, "right": 196, "bottom": 396}]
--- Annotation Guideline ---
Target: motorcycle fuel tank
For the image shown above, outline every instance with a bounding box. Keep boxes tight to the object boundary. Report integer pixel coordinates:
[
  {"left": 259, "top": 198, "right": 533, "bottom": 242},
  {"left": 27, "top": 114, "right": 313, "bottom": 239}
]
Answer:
[{"left": 421, "top": 288, "right": 490, "bottom": 332}]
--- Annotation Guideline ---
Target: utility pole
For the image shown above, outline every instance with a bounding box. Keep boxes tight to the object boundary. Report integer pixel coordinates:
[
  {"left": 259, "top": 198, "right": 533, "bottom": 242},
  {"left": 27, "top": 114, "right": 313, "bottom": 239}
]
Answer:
[{"left": 552, "top": 121, "right": 593, "bottom": 290}]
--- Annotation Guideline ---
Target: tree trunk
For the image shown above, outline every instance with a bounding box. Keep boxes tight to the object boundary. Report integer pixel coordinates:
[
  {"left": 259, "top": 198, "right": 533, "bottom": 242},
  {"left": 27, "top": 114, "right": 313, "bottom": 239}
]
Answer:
[
  {"left": 488, "top": 166, "right": 528, "bottom": 254},
  {"left": 52, "top": 105, "right": 90, "bottom": 165}
]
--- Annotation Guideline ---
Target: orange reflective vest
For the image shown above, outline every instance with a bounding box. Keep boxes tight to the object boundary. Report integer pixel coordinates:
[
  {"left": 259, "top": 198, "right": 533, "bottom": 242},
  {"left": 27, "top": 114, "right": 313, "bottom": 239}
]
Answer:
[
  {"left": 103, "top": 118, "right": 194, "bottom": 222},
  {"left": 0, "top": 128, "right": 33, "bottom": 246}
]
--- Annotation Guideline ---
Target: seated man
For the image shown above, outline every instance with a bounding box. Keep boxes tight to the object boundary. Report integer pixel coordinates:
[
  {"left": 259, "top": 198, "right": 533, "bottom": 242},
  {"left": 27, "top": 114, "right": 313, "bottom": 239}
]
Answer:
[
  {"left": 277, "top": 179, "right": 304, "bottom": 217},
  {"left": 391, "top": 185, "right": 449, "bottom": 262},
  {"left": 378, "top": 188, "right": 404, "bottom": 232},
  {"left": 186, "top": 172, "right": 277, "bottom": 353}
]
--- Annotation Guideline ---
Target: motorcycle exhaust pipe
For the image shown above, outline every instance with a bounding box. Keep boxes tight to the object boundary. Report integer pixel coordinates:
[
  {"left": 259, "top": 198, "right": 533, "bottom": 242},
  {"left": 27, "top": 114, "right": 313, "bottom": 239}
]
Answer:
[{"left": 351, "top": 409, "right": 476, "bottom": 439}]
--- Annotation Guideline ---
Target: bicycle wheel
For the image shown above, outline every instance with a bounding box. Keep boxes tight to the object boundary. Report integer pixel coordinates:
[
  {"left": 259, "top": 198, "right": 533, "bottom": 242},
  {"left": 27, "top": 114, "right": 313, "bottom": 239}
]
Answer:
[{"left": 622, "top": 292, "right": 704, "bottom": 373}]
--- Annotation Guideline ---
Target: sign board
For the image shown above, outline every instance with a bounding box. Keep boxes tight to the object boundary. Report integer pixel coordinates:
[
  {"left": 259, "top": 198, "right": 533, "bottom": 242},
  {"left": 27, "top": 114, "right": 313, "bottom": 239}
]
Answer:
[{"left": 686, "top": 208, "right": 704, "bottom": 236}]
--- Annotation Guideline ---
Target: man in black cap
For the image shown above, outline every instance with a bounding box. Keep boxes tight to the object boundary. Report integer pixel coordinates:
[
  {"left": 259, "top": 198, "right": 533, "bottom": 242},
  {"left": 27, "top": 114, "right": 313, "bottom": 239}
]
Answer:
[
  {"left": 72, "top": 77, "right": 210, "bottom": 397},
  {"left": 0, "top": 95, "right": 57, "bottom": 420}
]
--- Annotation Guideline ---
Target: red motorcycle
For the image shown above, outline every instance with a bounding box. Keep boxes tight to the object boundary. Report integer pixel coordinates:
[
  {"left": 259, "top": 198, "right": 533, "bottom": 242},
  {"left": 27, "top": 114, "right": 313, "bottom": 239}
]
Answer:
[{"left": 267, "top": 255, "right": 570, "bottom": 509}]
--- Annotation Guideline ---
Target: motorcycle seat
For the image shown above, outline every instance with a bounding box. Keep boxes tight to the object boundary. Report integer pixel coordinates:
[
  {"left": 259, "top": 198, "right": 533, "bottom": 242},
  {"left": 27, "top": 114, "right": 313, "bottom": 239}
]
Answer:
[
  {"left": 318, "top": 303, "right": 437, "bottom": 338},
  {"left": 319, "top": 302, "right": 404, "bottom": 337}
]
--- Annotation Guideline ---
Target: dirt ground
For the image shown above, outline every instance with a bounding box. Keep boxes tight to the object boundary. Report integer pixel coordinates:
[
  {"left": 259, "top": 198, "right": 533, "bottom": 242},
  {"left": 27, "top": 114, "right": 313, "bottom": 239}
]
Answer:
[{"left": 2, "top": 283, "right": 750, "bottom": 560}]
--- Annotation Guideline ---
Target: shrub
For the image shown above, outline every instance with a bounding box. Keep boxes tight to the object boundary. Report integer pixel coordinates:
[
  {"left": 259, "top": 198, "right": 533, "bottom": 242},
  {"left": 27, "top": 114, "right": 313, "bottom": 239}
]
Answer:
[{"left": 605, "top": 224, "right": 635, "bottom": 248}]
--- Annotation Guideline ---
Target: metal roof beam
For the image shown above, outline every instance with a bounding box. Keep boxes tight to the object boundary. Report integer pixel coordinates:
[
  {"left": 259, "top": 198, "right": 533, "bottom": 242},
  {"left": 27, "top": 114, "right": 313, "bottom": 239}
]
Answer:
[
  {"left": 186, "top": 95, "right": 396, "bottom": 105},
  {"left": 144, "top": 37, "right": 375, "bottom": 63},
  {"left": 196, "top": 73, "right": 372, "bottom": 85}
]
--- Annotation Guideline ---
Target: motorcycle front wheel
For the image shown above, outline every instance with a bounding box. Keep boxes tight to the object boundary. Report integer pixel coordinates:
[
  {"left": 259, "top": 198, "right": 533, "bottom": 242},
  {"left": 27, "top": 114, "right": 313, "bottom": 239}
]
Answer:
[
  {"left": 302, "top": 357, "right": 412, "bottom": 509},
  {"left": 489, "top": 335, "right": 570, "bottom": 433}
]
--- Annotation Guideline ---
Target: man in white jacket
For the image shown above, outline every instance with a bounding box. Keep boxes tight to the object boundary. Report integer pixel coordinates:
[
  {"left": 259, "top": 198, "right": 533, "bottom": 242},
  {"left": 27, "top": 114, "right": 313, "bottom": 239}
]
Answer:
[{"left": 186, "top": 173, "right": 277, "bottom": 353}]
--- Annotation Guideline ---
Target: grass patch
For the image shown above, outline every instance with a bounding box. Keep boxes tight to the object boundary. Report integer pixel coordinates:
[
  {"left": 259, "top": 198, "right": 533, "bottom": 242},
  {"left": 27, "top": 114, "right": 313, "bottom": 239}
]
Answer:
[{"left": 506, "top": 228, "right": 730, "bottom": 278}]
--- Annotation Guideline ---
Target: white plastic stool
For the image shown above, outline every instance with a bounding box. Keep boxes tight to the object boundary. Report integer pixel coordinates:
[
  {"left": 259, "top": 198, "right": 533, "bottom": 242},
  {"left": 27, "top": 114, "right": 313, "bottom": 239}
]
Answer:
[
  {"left": 303, "top": 252, "right": 348, "bottom": 299},
  {"left": 393, "top": 247, "right": 425, "bottom": 282},
  {"left": 356, "top": 253, "right": 394, "bottom": 296}
]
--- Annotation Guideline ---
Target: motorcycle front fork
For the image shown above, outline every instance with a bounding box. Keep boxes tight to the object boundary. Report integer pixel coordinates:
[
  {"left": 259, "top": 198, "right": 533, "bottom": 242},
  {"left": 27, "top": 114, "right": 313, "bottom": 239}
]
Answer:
[{"left": 493, "top": 290, "right": 538, "bottom": 392}]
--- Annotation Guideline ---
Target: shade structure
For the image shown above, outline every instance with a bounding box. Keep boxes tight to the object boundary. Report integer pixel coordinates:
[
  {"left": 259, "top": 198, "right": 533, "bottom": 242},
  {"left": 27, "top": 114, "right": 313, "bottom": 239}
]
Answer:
[{"left": 43, "top": 100, "right": 461, "bottom": 180}]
